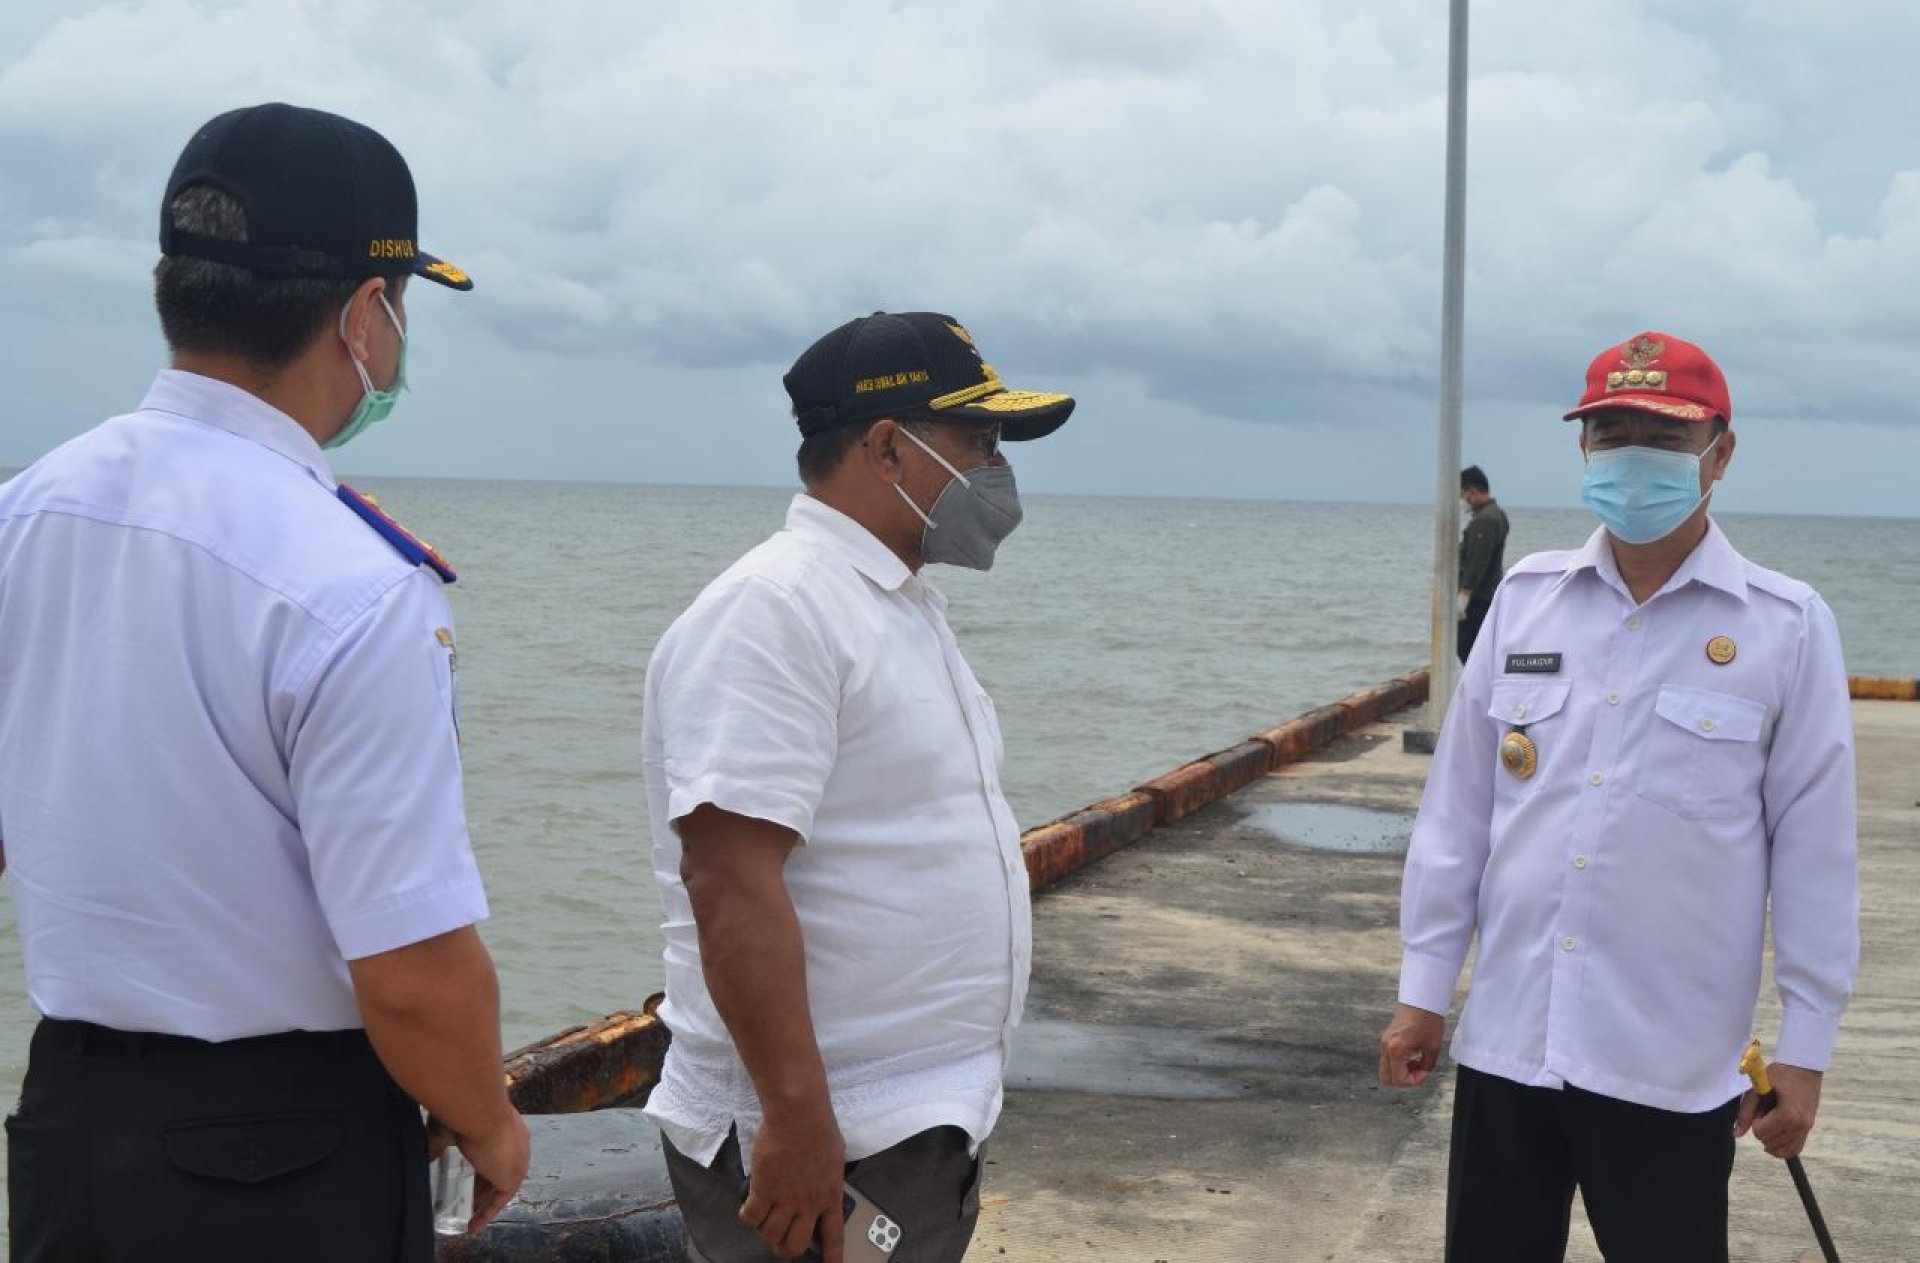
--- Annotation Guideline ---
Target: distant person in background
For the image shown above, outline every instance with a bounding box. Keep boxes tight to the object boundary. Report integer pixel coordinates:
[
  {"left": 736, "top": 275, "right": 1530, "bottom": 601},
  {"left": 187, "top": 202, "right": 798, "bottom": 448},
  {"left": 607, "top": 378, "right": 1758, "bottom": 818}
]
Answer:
[
  {"left": 0, "top": 104, "right": 527, "bottom": 1259},
  {"left": 642, "top": 312, "right": 1074, "bottom": 1262},
  {"left": 1381, "top": 332, "right": 1858, "bottom": 1262},
  {"left": 1456, "top": 465, "right": 1508, "bottom": 662}
]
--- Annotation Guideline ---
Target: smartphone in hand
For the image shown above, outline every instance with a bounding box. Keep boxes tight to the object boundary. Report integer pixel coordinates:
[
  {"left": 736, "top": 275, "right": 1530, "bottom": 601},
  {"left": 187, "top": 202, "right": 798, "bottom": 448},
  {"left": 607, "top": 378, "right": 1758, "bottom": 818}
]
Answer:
[{"left": 833, "top": 1181, "right": 903, "bottom": 1261}]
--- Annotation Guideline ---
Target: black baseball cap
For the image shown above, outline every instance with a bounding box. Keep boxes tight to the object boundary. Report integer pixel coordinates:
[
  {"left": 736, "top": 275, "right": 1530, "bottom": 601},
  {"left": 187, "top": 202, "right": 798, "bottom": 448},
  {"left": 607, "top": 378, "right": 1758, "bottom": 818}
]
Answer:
[
  {"left": 784, "top": 312, "right": 1074, "bottom": 441},
  {"left": 159, "top": 103, "right": 472, "bottom": 292}
]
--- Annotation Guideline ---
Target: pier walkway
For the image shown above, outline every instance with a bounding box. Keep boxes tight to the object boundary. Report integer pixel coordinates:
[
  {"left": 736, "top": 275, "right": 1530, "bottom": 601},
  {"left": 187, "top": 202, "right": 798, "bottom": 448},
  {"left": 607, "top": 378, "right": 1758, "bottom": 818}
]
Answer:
[{"left": 974, "top": 699, "right": 1920, "bottom": 1261}]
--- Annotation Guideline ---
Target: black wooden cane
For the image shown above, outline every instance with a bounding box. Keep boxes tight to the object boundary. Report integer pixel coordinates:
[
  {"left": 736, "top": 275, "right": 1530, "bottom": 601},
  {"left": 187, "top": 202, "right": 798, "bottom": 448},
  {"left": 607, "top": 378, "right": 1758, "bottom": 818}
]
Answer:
[{"left": 1740, "top": 1040, "right": 1841, "bottom": 1263}]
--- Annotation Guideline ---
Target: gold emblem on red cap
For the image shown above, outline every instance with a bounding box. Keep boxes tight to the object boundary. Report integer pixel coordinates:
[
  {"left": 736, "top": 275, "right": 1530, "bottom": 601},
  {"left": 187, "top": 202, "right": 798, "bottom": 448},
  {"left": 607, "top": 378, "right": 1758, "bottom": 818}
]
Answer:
[
  {"left": 1620, "top": 335, "right": 1666, "bottom": 369},
  {"left": 1606, "top": 336, "right": 1672, "bottom": 393},
  {"left": 1706, "top": 636, "right": 1737, "bottom": 665}
]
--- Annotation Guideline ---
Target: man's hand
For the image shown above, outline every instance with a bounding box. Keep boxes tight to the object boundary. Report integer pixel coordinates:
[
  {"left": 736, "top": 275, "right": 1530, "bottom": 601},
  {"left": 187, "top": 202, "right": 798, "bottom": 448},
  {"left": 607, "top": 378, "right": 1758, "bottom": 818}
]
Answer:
[
  {"left": 1734, "top": 1062, "right": 1823, "bottom": 1160},
  {"left": 429, "top": 1109, "right": 533, "bottom": 1234},
  {"left": 678, "top": 803, "right": 841, "bottom": 1258},
  {"left": 1379, "top": 1004, "right": 1446, "bottom": 1087},
  {"left": 740, "top": 1104, "right": 846, "bottom": 1261},
  {"left": 1455, "top": 590, "right": 1472, "bottom": 620},
  {"left": 348, "top": 927, "right": 526, "bottom": 1232},
  {"left": 459, "top": 1109, "right": 532, "bottom": 1234}
]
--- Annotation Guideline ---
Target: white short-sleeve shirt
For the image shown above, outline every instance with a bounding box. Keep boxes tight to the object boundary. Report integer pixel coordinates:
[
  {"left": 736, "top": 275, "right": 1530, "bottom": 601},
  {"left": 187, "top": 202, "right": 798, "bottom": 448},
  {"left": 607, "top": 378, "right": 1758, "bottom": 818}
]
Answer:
[
  {"left": 641, "top": 494, "right": 1032, "bottom": 1167},
  {"left": 1399, "top": 522, "right": 1858, "bottom": 1112},
  {"left": 0, "top": 371, "right": 488, "bottom": 1041}
]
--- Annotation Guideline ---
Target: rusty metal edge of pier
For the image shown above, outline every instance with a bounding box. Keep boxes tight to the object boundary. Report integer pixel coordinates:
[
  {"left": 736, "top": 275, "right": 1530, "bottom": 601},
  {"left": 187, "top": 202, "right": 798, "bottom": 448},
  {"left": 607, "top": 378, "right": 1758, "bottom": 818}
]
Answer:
[{"left": 501, "top": 671, "right": 1915, "bottom": 1114}]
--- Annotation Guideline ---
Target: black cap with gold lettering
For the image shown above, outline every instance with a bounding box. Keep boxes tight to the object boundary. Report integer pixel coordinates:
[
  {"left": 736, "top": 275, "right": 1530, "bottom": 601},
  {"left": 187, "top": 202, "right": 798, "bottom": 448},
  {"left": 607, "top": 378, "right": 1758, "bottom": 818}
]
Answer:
[
  {"left": 784, "top": 311, "right": 1074, "bottom": 441},
  {"left": 159, "top": 102, "right": 473, "bottom": 292}
]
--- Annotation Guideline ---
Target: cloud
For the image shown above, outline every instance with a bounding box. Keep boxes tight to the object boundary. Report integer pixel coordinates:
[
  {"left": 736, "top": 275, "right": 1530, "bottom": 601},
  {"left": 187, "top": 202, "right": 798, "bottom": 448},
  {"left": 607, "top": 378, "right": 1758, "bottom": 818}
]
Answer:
[{"left": 2, "top": 0, "right": 1918, "bottom": 511}]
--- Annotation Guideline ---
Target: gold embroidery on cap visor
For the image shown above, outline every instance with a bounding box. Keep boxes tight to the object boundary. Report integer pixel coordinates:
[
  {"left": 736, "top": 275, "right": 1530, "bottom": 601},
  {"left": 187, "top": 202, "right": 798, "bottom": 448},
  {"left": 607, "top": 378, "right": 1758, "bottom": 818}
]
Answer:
[
  {"left": 955, "top": 388, "right": 1076, "bottom": 415},
  {"left": 1588, "top": 394, "right": 1714, "bottom": 421},
  {"left": 928, "top": 364, "right": 1006, "bottom": 410},
  {"left": 424, "top": 260, "right": 470, "bottom": 286},
  {"left": 1499, "top": 730, "right": 1538, "bottom": 779}
]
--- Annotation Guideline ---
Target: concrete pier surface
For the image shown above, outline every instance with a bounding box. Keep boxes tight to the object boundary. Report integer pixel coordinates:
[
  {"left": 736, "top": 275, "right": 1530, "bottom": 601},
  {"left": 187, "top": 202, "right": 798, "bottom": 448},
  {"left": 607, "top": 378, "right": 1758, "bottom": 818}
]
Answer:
[{"left": 975, "top": 700, "right": 1919, "bottom": 1261}]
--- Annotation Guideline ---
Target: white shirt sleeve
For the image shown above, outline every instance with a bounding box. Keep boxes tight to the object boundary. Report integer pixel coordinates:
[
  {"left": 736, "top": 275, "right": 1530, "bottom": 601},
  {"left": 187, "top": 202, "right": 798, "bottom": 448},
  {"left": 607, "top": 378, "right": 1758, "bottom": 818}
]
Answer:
[
  {"left": 1397, "top": 585, "right": 1504, "bottom": 1014},
  {"left": 652, "top": 576, "right": 840, "bottom": 840},
  {"left": 286, "top": 570, "right": 488, "bottom": 960},
  {"left": 1762, "top": 594, "right": 1860, "bottom": 1070}
]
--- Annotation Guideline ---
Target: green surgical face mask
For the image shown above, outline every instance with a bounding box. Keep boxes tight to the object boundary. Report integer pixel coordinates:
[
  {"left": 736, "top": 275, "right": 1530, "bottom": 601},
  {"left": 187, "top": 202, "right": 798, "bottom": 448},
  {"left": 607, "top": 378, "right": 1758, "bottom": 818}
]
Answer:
[{"left": 324, "top": 293, "right": 407, "bottom": 451}]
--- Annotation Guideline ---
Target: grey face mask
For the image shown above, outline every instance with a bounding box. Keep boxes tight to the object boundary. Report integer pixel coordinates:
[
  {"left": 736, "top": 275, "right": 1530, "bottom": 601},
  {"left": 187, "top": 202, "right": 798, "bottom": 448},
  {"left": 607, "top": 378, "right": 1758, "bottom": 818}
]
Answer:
[{"left": 893, "top": 426, "right": 1024, "bottom": 571}]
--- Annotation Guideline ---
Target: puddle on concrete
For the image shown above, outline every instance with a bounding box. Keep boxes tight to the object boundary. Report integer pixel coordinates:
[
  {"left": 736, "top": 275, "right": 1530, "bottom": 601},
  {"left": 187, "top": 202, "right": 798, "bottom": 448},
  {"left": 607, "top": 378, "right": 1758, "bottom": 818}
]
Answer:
[
  {"left": 1007, "top": 1019, "right": 1263, "bottom": 1099},
  {"left": 1239, "top": 801, "right": 1412, "bottom": 855}
]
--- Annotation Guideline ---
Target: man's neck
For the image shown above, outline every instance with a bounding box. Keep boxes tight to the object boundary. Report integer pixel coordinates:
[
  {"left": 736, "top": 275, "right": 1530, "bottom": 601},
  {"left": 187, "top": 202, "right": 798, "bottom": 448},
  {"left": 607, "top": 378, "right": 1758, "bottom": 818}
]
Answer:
[
  {"left": 1608, "top": 511, "right": 1710, "bottom": 606},
  {"left": 804, "top": 487, "right": 924, "bottom": 573},
  {"left": 170, "top": 352, "right": 337, "bottom": 449}
]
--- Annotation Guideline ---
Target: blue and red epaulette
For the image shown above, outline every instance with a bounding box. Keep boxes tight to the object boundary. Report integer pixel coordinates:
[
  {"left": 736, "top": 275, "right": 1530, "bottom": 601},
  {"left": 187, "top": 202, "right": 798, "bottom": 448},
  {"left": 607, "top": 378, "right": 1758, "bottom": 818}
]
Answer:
[{"left": 336, "top": 484, "right": 457, "bottom": 584}]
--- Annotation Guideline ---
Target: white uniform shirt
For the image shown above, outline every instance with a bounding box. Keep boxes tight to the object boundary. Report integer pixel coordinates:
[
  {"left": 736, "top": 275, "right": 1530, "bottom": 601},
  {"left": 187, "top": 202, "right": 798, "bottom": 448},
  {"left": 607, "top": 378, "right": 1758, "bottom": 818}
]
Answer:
[
  {"left": 642, "top": 495, "right": 1031, "bottom": 1167},
  {"left": 0, "top": 371, "right": 488, "bottom": 1041},
  {"left": 1400, "top": 522, "right": 1858, "bottom": 1112}
]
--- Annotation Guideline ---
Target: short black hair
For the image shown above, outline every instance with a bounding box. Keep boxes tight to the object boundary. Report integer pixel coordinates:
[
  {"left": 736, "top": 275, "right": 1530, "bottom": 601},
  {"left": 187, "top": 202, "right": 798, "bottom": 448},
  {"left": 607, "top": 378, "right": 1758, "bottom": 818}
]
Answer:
[
  {"left": 154, "top": 184, "right": 405, "bottom": 370},
  {"left": 1460, "top": 465, "right": 1490, "bottom": 494},
  {"left": 795, "top": 410, "right": 935, "bottom": 485}
]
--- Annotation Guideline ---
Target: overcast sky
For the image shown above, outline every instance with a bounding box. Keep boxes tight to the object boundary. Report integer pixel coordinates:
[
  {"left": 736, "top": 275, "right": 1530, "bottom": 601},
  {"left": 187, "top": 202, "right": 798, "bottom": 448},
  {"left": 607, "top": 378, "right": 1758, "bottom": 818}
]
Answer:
[{"left": 3, "top": 0, "right": 1916, "bottom": 516}]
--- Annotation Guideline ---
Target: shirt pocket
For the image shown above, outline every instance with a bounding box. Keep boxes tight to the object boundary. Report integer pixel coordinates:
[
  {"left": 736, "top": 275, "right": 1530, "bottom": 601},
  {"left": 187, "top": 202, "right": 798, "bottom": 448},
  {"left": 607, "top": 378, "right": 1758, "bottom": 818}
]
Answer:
[
  {"left": 1486, "top": 680, "right": 1571, "bottom": 799},
  {"left": 1636, "top": 685, "right": 1769, "bottom": 821}
]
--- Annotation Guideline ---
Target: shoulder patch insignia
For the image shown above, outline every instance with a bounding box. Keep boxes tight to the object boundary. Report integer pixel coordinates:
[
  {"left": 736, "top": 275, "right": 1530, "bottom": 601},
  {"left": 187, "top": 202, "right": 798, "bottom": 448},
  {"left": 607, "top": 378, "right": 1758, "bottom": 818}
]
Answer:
[{"left": 336, "top": 484, "right": 457, "bottom": 584}]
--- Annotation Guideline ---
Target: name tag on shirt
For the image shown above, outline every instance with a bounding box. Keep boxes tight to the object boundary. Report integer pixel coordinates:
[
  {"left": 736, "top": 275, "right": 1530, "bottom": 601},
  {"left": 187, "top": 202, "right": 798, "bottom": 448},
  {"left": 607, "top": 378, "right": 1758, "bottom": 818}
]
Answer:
[{"left": 1505, "top": 653, "right": 1563, "bottom": 674}]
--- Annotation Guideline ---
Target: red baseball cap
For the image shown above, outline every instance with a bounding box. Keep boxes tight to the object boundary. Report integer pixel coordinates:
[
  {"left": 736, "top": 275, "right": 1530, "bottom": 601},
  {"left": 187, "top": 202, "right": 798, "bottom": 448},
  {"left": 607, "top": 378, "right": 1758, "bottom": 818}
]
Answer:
[{"left": 1563, "top": 331, "right": 1732, "bottom": 426}]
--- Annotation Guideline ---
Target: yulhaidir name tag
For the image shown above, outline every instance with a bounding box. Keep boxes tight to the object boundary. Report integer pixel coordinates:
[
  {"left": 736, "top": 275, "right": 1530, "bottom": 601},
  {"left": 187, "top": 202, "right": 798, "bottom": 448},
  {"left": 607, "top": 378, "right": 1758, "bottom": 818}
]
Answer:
[{"left": 1504, "top": 653, "right": 1563, "bottom": 674}]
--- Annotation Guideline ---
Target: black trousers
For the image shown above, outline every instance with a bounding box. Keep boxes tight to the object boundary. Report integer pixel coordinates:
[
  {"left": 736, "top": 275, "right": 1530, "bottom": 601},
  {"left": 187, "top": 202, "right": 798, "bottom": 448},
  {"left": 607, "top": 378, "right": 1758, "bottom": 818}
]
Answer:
[
  {"left": 7, "top": 1017, "right": 432, "bottom": 1262},
  {"left": 1447, "top": 1065, "right": 1739, "bottom": 1263},
  {"left": 1458, "top": 594, "right": 1494, "bottom": 664},
  {"left": 663, "top": 1125, "right": 983, "bottom": 1263}
]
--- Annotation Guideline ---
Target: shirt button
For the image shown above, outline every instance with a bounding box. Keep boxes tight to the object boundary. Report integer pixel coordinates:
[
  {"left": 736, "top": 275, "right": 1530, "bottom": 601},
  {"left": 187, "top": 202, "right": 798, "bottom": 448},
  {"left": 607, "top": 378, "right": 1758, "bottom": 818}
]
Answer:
[
  {"left": 1562, "top": 937, "right": 1577, "bottom": 952},
  {"left": 1573, "top": 855, "right": 1588, "bottom": 870},
  {"left": 1701, "top": 718, "right": 1716, "bottom": 733},
  {"left": 1625, "top": 616, "right": 1641, "bottom": 630},
  {"left": 1606, "top": 691, "right": 1621, "bottom": 706},
  {"left": 1514, "top": 704, "right": 1528, "bottom": 720},
  {"left": 1589, "top": 772, "right": 1605, "bottom": 786}
]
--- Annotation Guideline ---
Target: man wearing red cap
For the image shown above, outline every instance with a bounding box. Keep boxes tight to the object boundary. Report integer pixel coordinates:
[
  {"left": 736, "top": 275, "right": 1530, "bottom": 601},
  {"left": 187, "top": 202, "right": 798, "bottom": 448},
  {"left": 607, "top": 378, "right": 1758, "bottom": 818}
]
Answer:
[{"left": 1379, "top": 333, "right": 1859, "bottom": 1260}]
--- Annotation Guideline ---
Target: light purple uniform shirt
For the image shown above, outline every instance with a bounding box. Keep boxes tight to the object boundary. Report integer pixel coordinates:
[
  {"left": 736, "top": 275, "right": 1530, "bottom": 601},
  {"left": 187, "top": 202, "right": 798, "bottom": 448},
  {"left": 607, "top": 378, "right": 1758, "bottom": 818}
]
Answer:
[{"left": 1400, "top": 522, "right": 1858, "bottom": 1112}]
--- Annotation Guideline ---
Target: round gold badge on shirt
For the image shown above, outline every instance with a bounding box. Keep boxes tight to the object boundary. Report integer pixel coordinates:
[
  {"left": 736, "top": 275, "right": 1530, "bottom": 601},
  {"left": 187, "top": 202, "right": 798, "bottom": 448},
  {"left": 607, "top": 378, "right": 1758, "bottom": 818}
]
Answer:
[
  {"left": 1706, "top": 635, "right": 1737, "bottom": 666},
  {"left": 1499, "top": 730, "right": 1538, "bottom": 780}
]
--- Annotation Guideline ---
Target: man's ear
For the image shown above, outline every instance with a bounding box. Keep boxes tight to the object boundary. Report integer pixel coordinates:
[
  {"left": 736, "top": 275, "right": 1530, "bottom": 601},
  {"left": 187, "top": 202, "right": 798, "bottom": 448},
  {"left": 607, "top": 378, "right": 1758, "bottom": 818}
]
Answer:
[
  {"left": 1709, "top": 427, "right": 1736, "bottom": 482},
  {"left": 862, "top": 419, "right": 906, "bottom": 483},
  {"left": 338, "top": 276, "right": 388, "bottom": 361}
]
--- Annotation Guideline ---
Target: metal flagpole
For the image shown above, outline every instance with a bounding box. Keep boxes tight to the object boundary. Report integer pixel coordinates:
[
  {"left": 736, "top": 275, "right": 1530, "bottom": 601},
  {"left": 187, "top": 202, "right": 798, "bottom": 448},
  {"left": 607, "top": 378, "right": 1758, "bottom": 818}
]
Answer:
[{"left": 1406, "top": 0, "right": 1470, "bottom": 755}]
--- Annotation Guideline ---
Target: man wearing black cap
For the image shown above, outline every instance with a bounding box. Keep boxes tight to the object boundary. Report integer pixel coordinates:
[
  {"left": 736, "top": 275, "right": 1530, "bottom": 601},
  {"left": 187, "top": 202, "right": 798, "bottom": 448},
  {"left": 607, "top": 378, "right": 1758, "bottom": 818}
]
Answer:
[
  {"left": 0, "top": 104, "right": 524, "bottom": 1259},
  {"left": 642, "top": 313, "right": 1074, "bottom": 1262}
]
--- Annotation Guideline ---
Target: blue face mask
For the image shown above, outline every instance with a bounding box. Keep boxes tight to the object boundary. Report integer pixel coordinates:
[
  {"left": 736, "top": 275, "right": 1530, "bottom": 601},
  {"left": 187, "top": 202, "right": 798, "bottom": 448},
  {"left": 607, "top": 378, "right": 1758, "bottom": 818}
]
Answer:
[
  {"left": 1581, "top": 436, "right": 1720, "bottom": 545},
  {"left": 324, "top": 293, "right": 407, "bottom": 451}
]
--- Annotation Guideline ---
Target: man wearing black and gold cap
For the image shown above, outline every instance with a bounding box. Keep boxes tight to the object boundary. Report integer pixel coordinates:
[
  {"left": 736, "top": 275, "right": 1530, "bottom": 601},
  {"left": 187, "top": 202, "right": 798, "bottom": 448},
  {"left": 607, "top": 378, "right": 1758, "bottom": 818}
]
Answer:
[
  {"left": 0, "top": 104, "right": 523, "bottom": 1259},
  {"left": 643, "top": 313, "right": 1072, "bottom": 1261}
]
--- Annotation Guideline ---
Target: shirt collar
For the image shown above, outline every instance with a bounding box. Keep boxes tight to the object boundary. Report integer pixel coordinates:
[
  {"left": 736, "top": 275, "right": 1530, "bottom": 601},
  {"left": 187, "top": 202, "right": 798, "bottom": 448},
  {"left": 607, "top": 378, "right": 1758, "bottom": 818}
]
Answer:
[
  {"left": 1562, "top": 519, "right": 1749, "bottom": 605},
  {"left": 138, "top": 370, "right": 338, "bottom": 491},
  {"left": 785, "top": 494, "right": 915, "bottom": 593}
]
